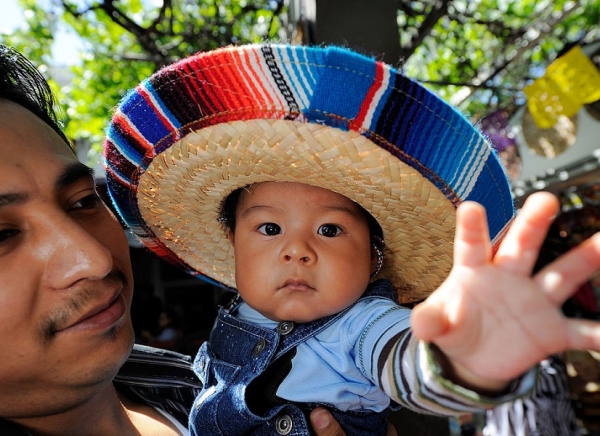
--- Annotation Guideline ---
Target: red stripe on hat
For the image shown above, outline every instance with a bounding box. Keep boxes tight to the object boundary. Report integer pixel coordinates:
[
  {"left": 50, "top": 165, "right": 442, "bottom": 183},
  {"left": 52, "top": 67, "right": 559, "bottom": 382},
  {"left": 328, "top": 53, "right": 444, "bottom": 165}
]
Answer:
[
  {"left": 184, "top": 61, "right": 223, "bottom": 115},
  {"left": 184, "top": 56, "right": 228, "bottom": 114},
  {"left": 244, "top": 47, "right": 284, "bottom": 111},
  {"left": 202, "top": 50, "right": 240, "bottom": 110},
  {"left": 350, "top": 61, "right": 385, "bottom": 132},
  {"left": 231, "top": 48, "right": 271, "bottom": 111},
  {"left": 200, "top": 48, "right": 262, "bottom": 114},
  {"left": 172, "top": 61, "right": 214, "bottom": 117}
]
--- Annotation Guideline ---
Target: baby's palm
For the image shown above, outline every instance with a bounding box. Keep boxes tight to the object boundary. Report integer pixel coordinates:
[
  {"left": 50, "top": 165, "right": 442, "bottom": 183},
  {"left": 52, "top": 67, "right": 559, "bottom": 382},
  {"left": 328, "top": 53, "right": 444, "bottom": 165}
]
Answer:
[{"left": 412, "top": 192, "right": 600, "bottom": 387}]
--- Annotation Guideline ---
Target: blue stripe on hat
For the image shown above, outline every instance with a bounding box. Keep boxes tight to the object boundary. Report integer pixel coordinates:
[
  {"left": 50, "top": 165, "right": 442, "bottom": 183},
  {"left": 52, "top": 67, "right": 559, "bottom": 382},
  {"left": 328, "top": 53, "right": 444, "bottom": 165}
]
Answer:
[
  {"left": 363, "top": 68, "right": 396, "bottom": 133},
  {"left": 105, "top": 123, "right": 144, "bottom": 166},
  {"left": 306, "top": 46, "right": 377, "bottom": 127},
  {"left": 106, "top": 177, "right": 138, "bottom": 225},
  {"left": 464, "top": 156, "right": 513, "bottom": 237},
  {"left": 297, "top": 46, "right": 323, "bottom": 92},
  {"left": 121, "top": 80, "right": 182, "bottom": 151},
  {"left": 278, "top": 45, "right": 314, "bottom": 108}
]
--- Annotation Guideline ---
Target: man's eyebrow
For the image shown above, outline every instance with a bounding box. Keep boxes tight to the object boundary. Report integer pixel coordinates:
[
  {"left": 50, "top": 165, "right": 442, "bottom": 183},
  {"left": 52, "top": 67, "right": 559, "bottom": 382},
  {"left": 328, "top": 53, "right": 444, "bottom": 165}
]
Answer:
[
  {"left": 0, "top": 193, "right": 27, "bottom": 207},
  {"left": 56, "top": 162, "right": 95, "bottom": 190},
  {"left": 0, "top": 164, "right": 94, "bottom": 209}
]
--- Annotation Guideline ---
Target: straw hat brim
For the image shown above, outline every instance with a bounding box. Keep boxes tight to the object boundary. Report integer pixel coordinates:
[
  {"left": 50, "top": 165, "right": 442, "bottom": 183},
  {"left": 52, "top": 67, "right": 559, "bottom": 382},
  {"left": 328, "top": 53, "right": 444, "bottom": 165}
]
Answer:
[
  {"left": 104, "top": 43, "right": 514, "bottom": 303},
  {"left": 138, "top": 119, "right": 455, "bottom": 302}
]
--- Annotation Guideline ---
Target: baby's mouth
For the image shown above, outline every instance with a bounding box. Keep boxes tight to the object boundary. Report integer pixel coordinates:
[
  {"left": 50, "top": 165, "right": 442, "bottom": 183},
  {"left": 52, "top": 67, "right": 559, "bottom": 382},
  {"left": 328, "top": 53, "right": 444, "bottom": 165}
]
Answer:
[{"left": 279, "top": 278, "right": 314, "bottom": 292}]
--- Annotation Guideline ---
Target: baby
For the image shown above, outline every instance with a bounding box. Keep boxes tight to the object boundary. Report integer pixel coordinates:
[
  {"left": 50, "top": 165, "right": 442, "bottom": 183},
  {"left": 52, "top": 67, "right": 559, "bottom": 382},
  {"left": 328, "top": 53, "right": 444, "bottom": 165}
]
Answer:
[
  {"left": 104, "top": 43, "right": 600, "bottom": 435},
  {"left": 202, "top": 179, "right": 429, "bottom": 434}
]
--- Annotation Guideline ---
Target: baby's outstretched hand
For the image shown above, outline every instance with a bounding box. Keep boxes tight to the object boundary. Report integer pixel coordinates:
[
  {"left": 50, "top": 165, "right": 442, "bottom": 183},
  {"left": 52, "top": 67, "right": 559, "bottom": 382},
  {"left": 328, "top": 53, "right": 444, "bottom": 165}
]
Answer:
[{"left": 411, "top": 191, "right": 600, "bottom": 392}]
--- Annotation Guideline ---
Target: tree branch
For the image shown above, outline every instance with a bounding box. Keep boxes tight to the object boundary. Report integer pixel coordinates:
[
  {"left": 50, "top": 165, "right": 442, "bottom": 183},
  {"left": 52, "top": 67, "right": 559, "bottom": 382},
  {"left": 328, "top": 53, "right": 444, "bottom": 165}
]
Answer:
[
  {"left": 452, "top": 1, "right": 581, "bottom": 106},
  {"left": 398, "top": 0, "right": 452, "bottom": 60}
]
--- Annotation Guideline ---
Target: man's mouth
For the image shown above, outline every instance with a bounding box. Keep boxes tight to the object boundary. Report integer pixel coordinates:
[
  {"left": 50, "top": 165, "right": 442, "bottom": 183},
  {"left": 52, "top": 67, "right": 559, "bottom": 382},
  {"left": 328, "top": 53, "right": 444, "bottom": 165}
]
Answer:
[
  {"left": 58, "top": 290, "right": 125, "bottom": 333},
  {"left": 46, "top": 271, "right": 129, "bottom": 336}
]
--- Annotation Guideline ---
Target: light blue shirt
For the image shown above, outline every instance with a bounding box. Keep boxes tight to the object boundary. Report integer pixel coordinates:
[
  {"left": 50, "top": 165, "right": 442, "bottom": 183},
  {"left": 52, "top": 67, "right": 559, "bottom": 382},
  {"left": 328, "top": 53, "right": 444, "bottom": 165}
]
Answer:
[{"left": 237, "top": 298, "right": 412, "bottom": 412}]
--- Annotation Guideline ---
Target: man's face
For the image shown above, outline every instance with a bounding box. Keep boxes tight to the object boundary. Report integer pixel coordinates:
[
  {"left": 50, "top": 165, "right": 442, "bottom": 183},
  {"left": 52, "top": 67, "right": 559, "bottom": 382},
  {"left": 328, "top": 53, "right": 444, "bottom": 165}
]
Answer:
[
  {"left": 0, "top": 100, "right": 134, "bottom": 418},
  {"left": 231, "top": 182, "right": 375, "bottom": 323}
]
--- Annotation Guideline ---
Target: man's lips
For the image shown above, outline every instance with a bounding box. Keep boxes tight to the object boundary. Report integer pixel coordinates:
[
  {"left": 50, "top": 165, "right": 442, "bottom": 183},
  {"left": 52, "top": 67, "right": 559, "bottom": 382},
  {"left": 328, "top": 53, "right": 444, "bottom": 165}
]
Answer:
[{"left": 57, "top": 289, "right": 126, "bottom": 334}]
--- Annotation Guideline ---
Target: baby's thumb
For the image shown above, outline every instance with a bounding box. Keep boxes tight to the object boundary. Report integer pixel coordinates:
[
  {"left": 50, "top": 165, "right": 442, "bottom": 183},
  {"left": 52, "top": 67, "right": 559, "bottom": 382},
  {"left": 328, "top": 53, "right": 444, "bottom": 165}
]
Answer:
[{"left": 410, "top": 302, "right": 449, "bottom": 342}]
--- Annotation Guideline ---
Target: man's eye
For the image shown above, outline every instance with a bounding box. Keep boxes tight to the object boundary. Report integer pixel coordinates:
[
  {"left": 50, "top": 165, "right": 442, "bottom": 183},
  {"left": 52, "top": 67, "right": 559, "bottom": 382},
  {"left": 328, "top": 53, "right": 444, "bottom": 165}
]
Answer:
[
  {"left": 68, "top": 194, "right": 103, "bottom": 212},
  {"left": 318, "top": 224, "right": 341, "bottom": 237},
  {"left": 257, "top": 223, "right": 281, "bottom": 236},
  {"left": 0, "top": 228, "right": 20, "bottom": 245}
]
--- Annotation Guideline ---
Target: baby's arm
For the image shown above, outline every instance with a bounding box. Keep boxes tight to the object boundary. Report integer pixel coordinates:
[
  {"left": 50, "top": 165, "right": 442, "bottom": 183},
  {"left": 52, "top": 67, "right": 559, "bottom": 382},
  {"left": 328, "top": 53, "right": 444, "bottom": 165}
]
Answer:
[
  {"left": 411, "top": 191, "right": 600, "bottom": 394},
  {"left": 357, "top": 302, "right": 532, "bottom": 414}
]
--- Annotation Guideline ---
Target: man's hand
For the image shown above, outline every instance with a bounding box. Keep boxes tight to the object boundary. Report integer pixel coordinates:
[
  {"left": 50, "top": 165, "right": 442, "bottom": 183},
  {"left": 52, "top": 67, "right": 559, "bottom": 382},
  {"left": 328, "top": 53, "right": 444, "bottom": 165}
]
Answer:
[
  {"left": 411, "top": 191, "right": 600, "bottom": 392},
  {"left": 310, "top": 408, "right": 398, "bottom": 436}
]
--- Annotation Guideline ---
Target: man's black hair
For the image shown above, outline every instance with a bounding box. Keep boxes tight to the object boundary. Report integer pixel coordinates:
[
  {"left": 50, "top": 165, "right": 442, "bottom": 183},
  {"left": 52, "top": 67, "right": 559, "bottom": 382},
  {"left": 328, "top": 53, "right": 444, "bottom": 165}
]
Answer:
[{"left": 0, "top": 44, "right": 71, "bottom": 148}]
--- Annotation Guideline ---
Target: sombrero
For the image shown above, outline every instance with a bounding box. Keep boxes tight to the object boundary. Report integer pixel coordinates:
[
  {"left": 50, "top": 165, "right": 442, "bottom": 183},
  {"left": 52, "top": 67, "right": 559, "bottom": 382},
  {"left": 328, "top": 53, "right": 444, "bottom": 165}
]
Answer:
[{"left": 103, "top": 43, "right": 514, "bottom": 303}]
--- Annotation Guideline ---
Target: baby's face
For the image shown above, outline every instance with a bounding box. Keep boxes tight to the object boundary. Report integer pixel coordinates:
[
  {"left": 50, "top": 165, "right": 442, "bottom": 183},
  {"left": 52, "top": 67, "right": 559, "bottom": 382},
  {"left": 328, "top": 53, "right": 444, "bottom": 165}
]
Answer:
[{"left": 230, "top": 182, "right": 374, "bottom": 322}]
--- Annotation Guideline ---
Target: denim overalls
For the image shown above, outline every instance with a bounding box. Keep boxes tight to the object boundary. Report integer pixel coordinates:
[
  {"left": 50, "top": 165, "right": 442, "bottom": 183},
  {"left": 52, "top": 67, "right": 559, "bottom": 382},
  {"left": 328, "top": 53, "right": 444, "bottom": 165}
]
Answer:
[{"left": 190, "top": 279, "right": 399, "bottom": 436}]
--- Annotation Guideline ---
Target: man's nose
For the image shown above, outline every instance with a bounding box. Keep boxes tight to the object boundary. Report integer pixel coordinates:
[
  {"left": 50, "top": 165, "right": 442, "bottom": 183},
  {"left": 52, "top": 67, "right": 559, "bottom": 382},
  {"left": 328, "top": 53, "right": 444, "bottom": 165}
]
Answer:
[{"left": 42, "top": 214, "right": 113, "bottom": 289}]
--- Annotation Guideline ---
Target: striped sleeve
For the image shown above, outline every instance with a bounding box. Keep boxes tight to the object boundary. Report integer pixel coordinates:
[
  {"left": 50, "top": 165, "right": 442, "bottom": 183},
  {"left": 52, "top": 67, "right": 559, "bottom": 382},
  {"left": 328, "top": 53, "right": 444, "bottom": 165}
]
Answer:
[
  {"left": 358, "top": 312, "right": 538, "bottom": 416},
  {"left": 484, "top": 355, "right": 582, "bottom": 436}
]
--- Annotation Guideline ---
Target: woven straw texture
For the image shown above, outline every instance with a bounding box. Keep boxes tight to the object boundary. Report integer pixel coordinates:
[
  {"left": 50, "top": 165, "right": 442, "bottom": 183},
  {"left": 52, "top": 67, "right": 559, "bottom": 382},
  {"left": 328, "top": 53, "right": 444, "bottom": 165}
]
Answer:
[
  {"left": 104, "top": 43, "right": 514, "bottom": 302},
  {"left": 139, "top": 120, "right": 455, "bottom": 301}
]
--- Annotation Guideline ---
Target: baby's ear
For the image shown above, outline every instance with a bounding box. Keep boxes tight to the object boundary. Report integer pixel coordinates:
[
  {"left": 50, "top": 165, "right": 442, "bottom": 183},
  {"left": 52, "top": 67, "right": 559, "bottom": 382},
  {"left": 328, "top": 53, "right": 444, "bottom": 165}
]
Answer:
[{"left": 370, "top": 244, "right": 378, "bottom": 274}]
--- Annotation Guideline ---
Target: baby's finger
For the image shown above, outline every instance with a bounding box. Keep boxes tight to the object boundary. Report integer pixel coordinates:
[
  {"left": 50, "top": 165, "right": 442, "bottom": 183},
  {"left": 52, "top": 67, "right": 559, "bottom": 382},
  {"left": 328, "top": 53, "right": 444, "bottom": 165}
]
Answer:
[
  {"left": 494, "top": 192, "right": 560, "bottom": 275},
  {"left": 536, "top": 233, "right": 600, "bottom": 305},
  {"left": 566, "top": 317, "right": 600, "bottom": 352},
  {"left": 410, "top": 297, "right": 449, "bottom": 342},
  {"left": 453, "top": 201, "right": 491, "bottom": 268}
]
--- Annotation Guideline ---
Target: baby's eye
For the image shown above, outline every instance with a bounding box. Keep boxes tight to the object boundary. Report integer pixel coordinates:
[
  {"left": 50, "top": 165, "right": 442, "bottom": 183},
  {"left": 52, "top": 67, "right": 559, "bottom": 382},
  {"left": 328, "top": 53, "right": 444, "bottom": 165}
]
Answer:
[
  {"left": 257, "top": 223, "right": 281, "bottom": 236},
  {"left": 318, "top": 224, "right": 341, "bottom": 237}
]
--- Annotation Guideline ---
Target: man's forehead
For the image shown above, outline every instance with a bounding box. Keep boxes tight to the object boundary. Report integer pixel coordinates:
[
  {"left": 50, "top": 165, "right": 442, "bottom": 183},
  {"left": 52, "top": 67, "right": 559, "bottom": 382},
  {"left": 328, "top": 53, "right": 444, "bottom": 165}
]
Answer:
[
  {"left": 0, "top": 162, "right": 94, "bottom": 207},
  {"left": 0, "top": 99, "right": 89, "bottom": 196},
  {"left": 0, "top": 100, "right": 75, "bottom": 159}
]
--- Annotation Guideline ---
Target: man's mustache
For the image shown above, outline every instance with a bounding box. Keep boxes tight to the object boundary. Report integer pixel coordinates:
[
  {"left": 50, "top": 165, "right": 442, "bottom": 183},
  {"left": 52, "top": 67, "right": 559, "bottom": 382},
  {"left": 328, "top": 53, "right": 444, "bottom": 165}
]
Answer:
[{"left": 38, "top": 269, "right": 128, "bottom": 343}]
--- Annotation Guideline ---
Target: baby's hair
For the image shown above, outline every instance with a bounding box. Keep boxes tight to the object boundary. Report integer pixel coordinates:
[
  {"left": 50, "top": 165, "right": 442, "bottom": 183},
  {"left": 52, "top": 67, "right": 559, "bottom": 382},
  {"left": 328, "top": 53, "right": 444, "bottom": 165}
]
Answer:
[
  {"left": 218, "top": 185, "right": 384, "bottom": 246},
  {"left": 217, "top": 185, "right": 246, "bottom": 233}
]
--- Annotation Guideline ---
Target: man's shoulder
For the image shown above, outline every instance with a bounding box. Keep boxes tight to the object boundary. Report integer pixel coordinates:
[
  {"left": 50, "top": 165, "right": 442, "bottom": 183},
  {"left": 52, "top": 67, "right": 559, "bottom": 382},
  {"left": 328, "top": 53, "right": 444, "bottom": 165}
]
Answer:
[
  {"left": 0, "top": 346, "right": 202, "bottom": 435},
  {"left": 128, "top": 343, "right": 193, "bottom": 364},
  {"left": 114, "top": 344, "right": 203, "bottom": 427},
  {"left": 116, "top": 344, "right": 199, "bottom": 387}
]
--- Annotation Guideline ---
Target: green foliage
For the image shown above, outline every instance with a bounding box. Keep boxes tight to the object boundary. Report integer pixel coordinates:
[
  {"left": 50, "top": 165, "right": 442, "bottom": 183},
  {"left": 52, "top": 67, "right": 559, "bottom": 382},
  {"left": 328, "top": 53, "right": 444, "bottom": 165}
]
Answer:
[
  {"left": 0, "top": 0, "right": 53, "bottom": 65},
  {"left": 1, "top": 0, "right": 283, "bottom": 163},
  {"left": 403, "top": 0, "right": 600, "bottom": 118}
]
